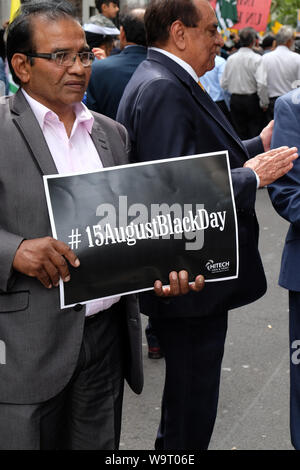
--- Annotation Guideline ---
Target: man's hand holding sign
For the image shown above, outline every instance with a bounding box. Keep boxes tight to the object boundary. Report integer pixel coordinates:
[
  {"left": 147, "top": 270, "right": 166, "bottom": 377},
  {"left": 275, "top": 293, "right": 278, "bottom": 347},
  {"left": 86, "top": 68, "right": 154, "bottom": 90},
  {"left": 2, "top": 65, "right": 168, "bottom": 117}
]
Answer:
[
  {"left": 154, "top": 271, "right": 205, "bottom": 297},
  {"left": 13, "top": 237, "right": 80, "bottom": 289},
  {"left": 13, "top": 236, "right": 204, "bottom": 296}
]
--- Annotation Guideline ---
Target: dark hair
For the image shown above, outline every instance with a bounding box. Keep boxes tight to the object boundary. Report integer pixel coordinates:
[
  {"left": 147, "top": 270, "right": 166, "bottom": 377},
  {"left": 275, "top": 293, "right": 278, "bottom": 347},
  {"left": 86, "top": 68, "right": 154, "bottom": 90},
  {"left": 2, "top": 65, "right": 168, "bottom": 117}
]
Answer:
[
  {"left": 6, "top": 0, "right": 76, "bottom": 85},
  {"left": 145, "top": 0, "right": 201, "bottom": 47},
  {"left": 84, "top": 31, "right": 114, "bottom": 50},
  {"left": 239, "top": 27, "right": 257, "bottom": 48},
  {"left": 120, "top": 9, "right": 146, "bottom": 46},
  {"left": 95, "top": 0, "right": 119, "bottom": 13},
  {"left": 262, "top": 33, "right": 275, "bottom": 50}
]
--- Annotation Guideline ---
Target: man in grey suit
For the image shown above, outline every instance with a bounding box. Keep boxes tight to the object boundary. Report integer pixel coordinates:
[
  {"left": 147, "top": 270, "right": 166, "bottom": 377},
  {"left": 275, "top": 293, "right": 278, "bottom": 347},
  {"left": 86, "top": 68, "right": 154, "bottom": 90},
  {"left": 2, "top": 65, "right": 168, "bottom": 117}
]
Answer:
[{"left": 0, "top": 0, "right": 204, "bottom": 450}]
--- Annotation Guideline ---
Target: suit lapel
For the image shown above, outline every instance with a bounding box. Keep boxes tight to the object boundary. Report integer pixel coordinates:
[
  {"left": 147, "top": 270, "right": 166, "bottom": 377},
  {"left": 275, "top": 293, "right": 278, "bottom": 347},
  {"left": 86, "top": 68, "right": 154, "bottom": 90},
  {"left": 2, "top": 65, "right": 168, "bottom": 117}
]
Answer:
[
  {"left": 148, "top": 50, "right": 246, "bottom": 155},
  {"left": 10, "top": 90, "right": 58, "bottom": 175},
  {"left": 90, "top": 119, "right": 115, "bottom": 168},
  {"left": 189, "top": 79, "right": 245, "bottom": 152}
]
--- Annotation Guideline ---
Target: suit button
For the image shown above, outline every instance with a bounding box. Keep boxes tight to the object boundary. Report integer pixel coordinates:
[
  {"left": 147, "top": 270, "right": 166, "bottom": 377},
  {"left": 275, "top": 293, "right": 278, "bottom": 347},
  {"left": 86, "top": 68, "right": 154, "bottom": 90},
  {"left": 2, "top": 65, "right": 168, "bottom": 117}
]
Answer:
[{"left": 74, "top": 304, "right": 83, "bottom": 311}]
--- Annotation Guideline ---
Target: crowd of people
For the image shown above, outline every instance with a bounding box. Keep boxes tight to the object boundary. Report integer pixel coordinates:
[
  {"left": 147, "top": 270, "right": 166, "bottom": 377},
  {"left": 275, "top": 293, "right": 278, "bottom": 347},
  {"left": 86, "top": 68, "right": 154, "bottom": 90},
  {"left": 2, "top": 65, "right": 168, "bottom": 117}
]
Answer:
[
  {"left": 0, "top": 0, "right": 300, "bottom": 451},
  {"left": 2, "top": 3, "right": 300, "bottom": 139},
  {"left": 202, "top": 25, "right": 300, "bottom": 141}
]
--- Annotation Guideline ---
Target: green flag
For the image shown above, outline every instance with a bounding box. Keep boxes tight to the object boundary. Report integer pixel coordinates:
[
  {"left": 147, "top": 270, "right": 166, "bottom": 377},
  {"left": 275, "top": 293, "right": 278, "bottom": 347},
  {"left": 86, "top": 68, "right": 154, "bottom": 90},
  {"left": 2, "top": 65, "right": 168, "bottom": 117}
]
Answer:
[{"left": 216, "top": 0, "right": 238, "bottom": 30}]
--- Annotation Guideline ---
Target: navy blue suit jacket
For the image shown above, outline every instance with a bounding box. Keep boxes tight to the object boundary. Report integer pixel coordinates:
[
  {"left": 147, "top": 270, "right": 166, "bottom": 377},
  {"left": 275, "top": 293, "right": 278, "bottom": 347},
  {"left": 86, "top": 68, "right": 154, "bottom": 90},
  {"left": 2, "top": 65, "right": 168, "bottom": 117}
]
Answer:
[
  {"left": 268, "top": 89, "right": 300, "bottom": 292},
  {"left": 86, "top": 45, "right": 147, "bottom": 119},
  {"left": 117, "top": 49, "right": 267, "bottom": 317}
]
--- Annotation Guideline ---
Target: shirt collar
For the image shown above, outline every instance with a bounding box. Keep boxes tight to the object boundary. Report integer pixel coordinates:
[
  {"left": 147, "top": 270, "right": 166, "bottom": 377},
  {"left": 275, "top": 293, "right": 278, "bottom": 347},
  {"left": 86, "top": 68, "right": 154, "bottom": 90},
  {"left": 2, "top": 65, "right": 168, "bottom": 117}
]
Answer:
[
  {"left": 238, "top": 47, "right": 254, "bottom": 53},
  {"left": 276, "top": 45, "right": 290, "bottom": 52},
  {"left": 21, "top": 88, "right": 94, "bottom": 134},
  {"left": 149, "top": 47, "right": 199, "bottom": 82}
]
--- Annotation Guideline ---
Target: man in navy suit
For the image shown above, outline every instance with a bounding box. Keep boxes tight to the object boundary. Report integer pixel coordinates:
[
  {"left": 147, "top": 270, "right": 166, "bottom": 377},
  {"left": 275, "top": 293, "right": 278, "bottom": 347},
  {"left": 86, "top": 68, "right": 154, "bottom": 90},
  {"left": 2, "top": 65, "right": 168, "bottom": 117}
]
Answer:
[
  {"left": 268, "top": 88, "right": 300, "bottom": 449},
  {"left": 117, "top": 0, "right": 298, "bottom": 450},
  {"left": 86, "top": 8, "right": 147, "bottom": 119}
]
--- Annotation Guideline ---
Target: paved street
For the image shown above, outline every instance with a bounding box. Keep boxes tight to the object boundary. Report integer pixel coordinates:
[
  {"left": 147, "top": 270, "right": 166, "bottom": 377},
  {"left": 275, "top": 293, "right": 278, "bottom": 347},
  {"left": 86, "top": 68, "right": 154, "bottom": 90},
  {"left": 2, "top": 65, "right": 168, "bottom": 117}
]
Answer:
[{"left": 120, "top": 187, "right": 294, "bottom": 450}]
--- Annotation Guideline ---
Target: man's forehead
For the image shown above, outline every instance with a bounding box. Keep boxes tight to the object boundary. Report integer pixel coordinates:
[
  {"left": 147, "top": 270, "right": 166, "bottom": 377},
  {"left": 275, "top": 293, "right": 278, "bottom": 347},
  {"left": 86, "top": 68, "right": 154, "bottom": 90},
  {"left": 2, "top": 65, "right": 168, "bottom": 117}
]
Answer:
[
  {"left": 31, "top": 15, "right": 85, "bottom": 46},
  {"left": 202, "top": 11, "right": 218, "bottom": 30}
]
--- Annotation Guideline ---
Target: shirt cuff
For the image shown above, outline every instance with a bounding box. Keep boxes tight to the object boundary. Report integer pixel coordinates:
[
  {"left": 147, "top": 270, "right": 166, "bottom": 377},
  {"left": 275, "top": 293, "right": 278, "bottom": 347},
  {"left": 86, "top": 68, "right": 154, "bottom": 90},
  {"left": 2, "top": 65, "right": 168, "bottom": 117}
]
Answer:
[{"left": 252, "top": 170, "right": 260, "bottom": 188}]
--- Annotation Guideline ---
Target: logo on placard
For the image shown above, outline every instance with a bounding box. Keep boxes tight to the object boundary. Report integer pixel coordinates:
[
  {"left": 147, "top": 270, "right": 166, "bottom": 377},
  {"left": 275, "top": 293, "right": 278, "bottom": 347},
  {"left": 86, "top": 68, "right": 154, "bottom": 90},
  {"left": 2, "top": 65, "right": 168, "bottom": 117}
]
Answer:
[{"left": 205, "top": 259, "right": 230, "bottom": 274}]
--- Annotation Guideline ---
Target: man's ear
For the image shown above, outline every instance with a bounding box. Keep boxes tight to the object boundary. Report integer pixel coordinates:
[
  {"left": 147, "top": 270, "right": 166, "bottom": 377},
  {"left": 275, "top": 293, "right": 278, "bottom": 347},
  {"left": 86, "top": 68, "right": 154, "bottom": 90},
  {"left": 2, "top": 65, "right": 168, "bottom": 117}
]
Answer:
[
  {"left": 101, "top": 3, "right": 108, "bottom": 15},
  {"left": 119, "top": 25, "right": 126, "bottom": 47},
  {"left": 11, "top": 53, "right": 31, "bottom": 84},
  {"left": 169, "top": 20, "right": 186, "bottom": 51}
]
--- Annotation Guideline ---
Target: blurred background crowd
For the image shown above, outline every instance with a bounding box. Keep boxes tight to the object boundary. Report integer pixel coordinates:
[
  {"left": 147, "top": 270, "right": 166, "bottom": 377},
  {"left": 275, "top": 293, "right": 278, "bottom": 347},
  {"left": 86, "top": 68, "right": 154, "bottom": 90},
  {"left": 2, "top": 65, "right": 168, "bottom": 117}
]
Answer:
[{"left": 1, "top": 0, "right": 300, "bottom": 143}]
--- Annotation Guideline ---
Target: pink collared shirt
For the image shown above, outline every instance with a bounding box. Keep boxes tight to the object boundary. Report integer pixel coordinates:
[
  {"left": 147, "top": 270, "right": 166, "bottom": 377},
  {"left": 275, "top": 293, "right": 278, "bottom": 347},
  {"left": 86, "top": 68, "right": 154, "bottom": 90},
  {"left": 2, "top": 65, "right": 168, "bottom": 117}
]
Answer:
[{"left": 22, "top": 89, "right": 120, "bottom": 316}]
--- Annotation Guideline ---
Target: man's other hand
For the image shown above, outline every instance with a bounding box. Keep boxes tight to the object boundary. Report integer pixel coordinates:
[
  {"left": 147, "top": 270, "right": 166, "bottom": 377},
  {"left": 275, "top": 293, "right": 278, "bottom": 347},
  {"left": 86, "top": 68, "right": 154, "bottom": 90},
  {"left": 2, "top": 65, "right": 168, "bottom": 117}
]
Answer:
[
  {"left": 12, "top": 237, "right": 80, "bottom": 288},
  {"left": 154, "top": 271, "right": 205, "bottom": 297},
  {"left": 244, "top": 146, "right": 298, "bottom": 188},
  {"left": 92, "top": 47, "right": 107, "bottom": 60},
  {"left": 260, "top": 120, "right": 274, "bottom": 152}
]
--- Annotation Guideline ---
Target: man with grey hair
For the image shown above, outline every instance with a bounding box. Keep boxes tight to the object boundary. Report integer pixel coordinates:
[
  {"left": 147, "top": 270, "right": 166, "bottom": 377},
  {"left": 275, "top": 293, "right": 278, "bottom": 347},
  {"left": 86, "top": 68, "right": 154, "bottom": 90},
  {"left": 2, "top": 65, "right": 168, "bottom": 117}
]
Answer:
[
  {"left": 221, "top": 27, "right": 268, "bottom": 139},
  {"left": 262, "top": 25, "right": 300, "bottom": 120}
]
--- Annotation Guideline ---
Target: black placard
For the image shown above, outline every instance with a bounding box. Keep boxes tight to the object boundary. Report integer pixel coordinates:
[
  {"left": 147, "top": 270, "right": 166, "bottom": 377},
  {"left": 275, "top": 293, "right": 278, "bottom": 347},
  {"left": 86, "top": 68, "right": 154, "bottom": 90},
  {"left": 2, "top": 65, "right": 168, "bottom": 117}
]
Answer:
[{"left": 44, "top": 151, "right": 238, "bottom": 308}]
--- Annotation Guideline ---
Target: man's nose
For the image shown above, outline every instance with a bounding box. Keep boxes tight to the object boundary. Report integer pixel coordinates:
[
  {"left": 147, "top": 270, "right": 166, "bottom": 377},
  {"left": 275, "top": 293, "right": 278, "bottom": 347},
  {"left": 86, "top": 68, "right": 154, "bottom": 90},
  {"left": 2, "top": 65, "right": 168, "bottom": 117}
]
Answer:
[{"left": 69, "top": 55, "right": 86, "bottom": 73}]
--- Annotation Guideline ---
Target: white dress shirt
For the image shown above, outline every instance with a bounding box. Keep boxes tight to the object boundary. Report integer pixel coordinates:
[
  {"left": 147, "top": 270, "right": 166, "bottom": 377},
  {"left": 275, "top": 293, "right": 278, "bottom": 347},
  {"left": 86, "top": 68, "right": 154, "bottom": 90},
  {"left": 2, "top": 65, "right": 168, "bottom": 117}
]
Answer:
[
  {"left": 150, "top": 47, "right": 199, "bottom": 82},
  {"left": 22, "top": 89, "right": 120, "bottom": 316},
  {"left": 262, "top": 45, "right": 300, "bottom": 98},
  {"left": 221, "top": 47, "right": 269, "bottom": 108}
]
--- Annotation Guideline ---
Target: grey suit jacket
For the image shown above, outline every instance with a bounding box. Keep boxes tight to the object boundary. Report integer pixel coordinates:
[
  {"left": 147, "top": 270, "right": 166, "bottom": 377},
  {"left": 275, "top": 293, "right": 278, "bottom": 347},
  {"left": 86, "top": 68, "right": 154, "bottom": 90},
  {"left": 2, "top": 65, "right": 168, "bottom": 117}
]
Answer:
[{"left": 0, "top": 89, "right": 143, "bottom": 404}]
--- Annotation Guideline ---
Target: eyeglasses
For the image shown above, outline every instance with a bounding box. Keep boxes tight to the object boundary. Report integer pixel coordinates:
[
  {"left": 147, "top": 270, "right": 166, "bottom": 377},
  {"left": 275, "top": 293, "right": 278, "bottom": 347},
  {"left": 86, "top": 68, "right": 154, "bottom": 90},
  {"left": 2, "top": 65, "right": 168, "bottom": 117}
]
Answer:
[{"left": 25, "top": 51, "right": 95, "bottom": 67}]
